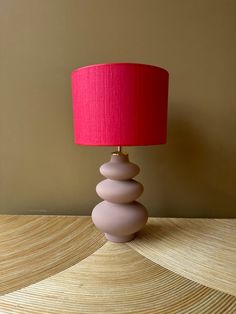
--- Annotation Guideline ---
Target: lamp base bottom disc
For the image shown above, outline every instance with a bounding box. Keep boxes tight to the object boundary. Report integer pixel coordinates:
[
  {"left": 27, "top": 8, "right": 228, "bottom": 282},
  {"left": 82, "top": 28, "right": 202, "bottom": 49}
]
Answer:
[{"left": 105, "top": 233, "right": 135, "bottom": 243}]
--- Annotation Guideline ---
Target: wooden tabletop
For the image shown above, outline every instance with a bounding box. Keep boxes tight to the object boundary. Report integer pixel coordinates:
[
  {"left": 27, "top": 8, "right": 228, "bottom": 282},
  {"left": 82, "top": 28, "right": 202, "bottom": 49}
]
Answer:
[{"left": 0, "top": 215, "right": 235, "bottom": 313}]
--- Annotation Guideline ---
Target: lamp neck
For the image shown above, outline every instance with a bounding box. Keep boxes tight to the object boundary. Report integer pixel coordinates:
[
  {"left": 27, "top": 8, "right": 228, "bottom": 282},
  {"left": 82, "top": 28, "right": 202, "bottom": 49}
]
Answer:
[{"left": 112, "top": 146, "right": 128, "bottom": 159}]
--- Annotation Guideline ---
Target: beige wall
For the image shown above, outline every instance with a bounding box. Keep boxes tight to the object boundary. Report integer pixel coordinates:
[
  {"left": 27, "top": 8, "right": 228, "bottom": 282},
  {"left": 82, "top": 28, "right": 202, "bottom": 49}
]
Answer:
[{"left": 0, "top": 0, "right": 235, "bottom": 217}]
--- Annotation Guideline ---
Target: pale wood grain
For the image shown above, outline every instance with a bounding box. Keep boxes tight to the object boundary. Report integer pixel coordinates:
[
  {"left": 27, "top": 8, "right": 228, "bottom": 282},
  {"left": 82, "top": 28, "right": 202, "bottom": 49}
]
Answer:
[
  {"left": 0, "top": 215, "right": 106, "bottom": 295},
  {"left": 0, "top": 216, "right": 235, "bottom": 313},
  {"left": 128, "top": 218, "right": 236, "bottom": 296},
  {"left": 0, "top": 242, "right": 235, "bottom": 314}
]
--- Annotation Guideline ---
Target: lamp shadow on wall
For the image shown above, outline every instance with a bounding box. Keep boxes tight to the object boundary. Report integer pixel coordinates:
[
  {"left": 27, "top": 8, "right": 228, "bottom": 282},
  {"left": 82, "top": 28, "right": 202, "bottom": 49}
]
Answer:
[{"left": 138, "top": 108, "right": 236, "bottom": 218}]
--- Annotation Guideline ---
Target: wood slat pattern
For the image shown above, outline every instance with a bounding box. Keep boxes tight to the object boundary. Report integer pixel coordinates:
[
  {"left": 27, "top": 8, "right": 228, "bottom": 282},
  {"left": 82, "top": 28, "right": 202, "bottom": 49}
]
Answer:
[
  {"left": 128, "top": 218, "right": 236, "bottom": 296},
  {"left": 0, "top": 216, "right": 235, "bottom": 313},
  {"left": 0, "top": 242, "right": 235, "bottom": 314},
  {"left": 0, "top": 215, "right": 106, "bottom": 295}
]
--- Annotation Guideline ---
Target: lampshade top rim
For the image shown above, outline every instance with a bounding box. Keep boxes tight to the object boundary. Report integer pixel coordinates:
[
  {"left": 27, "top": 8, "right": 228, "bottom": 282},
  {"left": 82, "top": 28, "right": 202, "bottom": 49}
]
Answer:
[{"left": 72, "top": 62, "right": 169, "bottom": 75}]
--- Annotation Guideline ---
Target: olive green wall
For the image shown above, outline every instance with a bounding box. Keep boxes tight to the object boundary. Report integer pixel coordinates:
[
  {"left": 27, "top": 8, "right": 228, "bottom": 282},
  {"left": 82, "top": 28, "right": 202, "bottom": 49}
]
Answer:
[{"left": 1, "top": 0, "right": 235, "bottom": 217}]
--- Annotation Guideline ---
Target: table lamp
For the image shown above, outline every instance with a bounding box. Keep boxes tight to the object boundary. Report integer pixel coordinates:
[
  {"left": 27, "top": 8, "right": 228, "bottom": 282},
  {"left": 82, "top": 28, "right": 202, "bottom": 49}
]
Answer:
[{"left": 72, "top": 63, "right": 169, "bottom": 243}]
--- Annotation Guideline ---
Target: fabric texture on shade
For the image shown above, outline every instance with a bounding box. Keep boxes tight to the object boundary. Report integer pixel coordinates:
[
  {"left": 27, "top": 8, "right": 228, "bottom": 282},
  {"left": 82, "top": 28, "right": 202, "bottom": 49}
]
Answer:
[{"left": 72, "top": 63, "right": 169, "bottom": 146}]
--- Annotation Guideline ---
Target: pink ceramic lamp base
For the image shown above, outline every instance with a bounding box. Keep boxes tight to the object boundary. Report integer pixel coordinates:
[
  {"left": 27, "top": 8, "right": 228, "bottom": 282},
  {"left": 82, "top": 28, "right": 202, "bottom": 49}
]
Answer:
[
  {"left": 92, "top": 152, "right": 148, "bottom": 243},
  {"left": 105, "top": 233, "right": 135, "bottom": 243}
]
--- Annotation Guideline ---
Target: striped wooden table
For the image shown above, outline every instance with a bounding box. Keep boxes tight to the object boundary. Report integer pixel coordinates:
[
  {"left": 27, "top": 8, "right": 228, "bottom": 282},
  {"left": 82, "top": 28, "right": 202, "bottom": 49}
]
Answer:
[{"left": 0, "top": 215, "right": 235, "bottom": 313}]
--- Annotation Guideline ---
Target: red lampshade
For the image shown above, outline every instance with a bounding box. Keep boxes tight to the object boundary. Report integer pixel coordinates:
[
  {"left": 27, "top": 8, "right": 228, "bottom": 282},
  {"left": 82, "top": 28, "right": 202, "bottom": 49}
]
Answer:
[{"left": 72, "top": 63, "right": 169, "bottom": 146}]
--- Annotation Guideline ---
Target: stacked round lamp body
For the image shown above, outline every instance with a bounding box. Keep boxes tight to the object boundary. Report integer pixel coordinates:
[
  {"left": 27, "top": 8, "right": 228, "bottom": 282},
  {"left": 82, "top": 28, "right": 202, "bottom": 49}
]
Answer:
[{"left": 92, "top": 152, "right": 148, "bottom": 243}]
